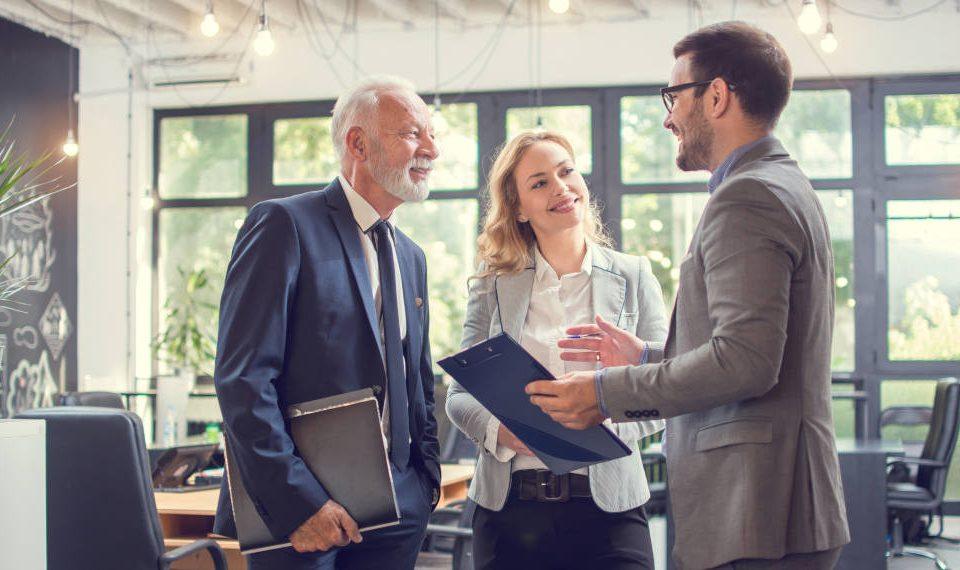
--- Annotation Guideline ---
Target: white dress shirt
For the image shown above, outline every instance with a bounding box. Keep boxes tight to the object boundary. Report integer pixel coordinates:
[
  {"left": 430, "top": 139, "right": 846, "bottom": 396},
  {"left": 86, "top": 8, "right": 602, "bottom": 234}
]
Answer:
[
  {"left": 485, "top": 244, "right": 596, "bottom": 474},
  {"left": 339, "top": 174, "right": 407, "bottom": 447}
]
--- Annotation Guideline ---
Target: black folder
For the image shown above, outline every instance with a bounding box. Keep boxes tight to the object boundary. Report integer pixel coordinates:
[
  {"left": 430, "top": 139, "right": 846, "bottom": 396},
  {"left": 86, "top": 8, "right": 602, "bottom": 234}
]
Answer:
[
  {"left": 224, "top": 388, "right": 400, "bottom": 554},
  {"left": 438, "top": 333, "right": 632, "bottom": 474}
]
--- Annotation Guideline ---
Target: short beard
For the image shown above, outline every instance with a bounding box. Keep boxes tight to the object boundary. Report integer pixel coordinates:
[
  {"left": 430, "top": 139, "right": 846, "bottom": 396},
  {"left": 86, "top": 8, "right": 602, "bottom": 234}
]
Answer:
[
  {"left": 676, "top": 102, "right": 713, "bottom": 172},
  {"left": 368, "top": 140, "right": 431, "bottom": 203}
]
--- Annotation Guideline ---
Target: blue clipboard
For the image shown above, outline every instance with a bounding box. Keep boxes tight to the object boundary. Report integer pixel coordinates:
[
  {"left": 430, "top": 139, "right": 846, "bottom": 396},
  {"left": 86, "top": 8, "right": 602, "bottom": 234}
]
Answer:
[{"left": 438, "top": 333, "right": 632, "bottom": 474}]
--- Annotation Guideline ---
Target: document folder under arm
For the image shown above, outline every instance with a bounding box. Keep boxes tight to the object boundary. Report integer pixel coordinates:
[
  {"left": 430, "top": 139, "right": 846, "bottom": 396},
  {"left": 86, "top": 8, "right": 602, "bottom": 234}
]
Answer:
[
  {"left": 438, "top": 333, "right": 632, "bottom": 474},
  {"left": 225, "top": 388, "right": 400, "bottom": 555}
]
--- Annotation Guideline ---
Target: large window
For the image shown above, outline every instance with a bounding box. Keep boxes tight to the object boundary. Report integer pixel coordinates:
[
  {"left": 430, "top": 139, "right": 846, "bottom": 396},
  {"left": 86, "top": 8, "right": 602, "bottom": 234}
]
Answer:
[
  {"left": 153, "top": 77, "right": 960, "bottom": 509},
  {"left": 887, "top": 200, "right": 960, "bottom": 361},
  {"left": 273, "top": 117, "right": 338, "bottom": 185},
  {"left": 506, "top": 105, "right": 593, "bottom": 174},
  {"left": 885, "top": 94, "right": 960, "bottom": 166},
  {"left": 158, "top": 115, "right": 247, "bottom": 199}
]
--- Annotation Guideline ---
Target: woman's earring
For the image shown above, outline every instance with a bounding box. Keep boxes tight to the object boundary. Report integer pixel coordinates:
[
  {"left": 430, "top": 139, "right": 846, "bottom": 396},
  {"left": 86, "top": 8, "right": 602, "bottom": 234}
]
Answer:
[{"left": 517, "top": 214, "right": 528, "bottom": 223}]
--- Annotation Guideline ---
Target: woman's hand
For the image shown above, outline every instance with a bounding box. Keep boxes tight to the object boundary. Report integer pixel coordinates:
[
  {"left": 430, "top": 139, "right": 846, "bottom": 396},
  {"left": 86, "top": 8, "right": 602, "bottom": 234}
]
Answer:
[
  {"left": 497, "top": 423, "right": 534, "bottom": 456},
  {"left": 558, "top": 315, "right": 647, "bottom": 368}
]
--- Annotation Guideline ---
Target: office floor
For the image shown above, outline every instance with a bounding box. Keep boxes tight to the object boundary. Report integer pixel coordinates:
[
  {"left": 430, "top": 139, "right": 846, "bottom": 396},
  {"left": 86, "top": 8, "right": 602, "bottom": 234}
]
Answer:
[{"left": 889, "top": 516, "right": 960, "bottom": 569}]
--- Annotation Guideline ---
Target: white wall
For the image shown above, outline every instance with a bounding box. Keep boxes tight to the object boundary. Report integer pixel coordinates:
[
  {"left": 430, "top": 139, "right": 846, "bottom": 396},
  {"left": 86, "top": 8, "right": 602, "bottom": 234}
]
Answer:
[{"left": 76, "top": 5, "right": 960, "bottom": 389}]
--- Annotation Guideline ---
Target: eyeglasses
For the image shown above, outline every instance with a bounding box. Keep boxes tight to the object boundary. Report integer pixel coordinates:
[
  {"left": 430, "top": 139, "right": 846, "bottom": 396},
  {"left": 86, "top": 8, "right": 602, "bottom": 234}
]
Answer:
[{"left": 660, "top": 79, "right": 734, "bottom": 113}]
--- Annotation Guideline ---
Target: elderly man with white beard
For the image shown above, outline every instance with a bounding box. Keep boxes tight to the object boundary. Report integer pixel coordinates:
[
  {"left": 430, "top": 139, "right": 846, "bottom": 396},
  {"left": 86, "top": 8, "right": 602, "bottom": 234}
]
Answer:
[{"left": 212, "top": 76, "right": 443, "bottom": 570}]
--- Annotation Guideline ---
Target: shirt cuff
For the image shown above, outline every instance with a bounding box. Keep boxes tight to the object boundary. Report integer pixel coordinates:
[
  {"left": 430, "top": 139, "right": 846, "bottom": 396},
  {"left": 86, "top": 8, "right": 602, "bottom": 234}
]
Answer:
[
  {"left": 595, "top": 368, "right": 611, "bottom": 419},
  {"left": 484, "top": 415, "right": 516, "bottom": 463},
  {"left": 639, "top": 341, "right": 649, "bottom": 365}
]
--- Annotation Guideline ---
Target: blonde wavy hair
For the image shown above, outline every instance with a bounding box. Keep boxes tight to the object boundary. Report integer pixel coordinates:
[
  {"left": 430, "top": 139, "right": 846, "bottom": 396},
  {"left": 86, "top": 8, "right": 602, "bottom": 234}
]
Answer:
[{"left": 476, "top": 130, "right": 611, "bottom": 277}]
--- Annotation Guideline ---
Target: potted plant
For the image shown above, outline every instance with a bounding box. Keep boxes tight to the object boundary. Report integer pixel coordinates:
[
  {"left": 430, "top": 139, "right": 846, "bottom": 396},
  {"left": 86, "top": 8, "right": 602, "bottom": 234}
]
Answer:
[{"left": 152, "top": 266, "right": 219, "bottom": 383}]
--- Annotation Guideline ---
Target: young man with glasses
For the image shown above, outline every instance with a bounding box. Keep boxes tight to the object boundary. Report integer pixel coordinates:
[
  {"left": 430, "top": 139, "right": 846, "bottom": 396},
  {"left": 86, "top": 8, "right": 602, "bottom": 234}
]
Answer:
[{"left": 528, "top": 21, "right": 850, "bottom": 569}]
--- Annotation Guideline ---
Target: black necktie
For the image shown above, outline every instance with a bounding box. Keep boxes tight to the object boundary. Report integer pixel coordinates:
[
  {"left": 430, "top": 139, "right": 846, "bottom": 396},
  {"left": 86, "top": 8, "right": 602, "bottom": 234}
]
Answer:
[{"left": 370, "top": 220, "right": 410, "bottom": 468}]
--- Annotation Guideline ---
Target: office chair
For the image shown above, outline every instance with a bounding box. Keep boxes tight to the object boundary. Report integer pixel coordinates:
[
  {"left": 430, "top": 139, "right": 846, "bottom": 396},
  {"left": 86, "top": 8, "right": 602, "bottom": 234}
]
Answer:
[
  {"left": 886, "top": 377, "right": 960, "bottom": 570},
  {"left": 16, "top": 406, "right": 226, "bottom": 570},
  {"left": 421, "top": 498, "right": 476, "bottom": 570},
  {"left": 56, "top": 390, "right": 125, "bottom": 409}
]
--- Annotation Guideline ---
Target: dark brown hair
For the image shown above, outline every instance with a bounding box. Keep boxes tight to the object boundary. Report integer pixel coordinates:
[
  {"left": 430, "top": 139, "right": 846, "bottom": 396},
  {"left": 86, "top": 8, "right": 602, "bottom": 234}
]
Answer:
[{"left": 673, "top": 21, "right": 793, "bottom": 128}]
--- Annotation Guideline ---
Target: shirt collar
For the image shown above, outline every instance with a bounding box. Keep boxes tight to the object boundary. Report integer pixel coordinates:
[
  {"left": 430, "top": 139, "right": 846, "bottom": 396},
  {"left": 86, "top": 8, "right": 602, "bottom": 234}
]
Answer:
[
  {"left": 534, "top": 242, "right": 594, "bottom": 284},
  {"left": 339, "top": 174, "right": 389, "bottom": 233},
  {"left": 707, "top": 135, "right": 774, "bottom": 194}
]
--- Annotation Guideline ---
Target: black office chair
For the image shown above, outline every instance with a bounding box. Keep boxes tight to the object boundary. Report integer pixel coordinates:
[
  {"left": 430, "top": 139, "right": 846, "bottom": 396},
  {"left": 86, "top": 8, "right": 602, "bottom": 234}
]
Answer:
[
  {"left": 421, "top": 498, "right": 476, "bottom": 570},
  {"left": 56, "top": 390, "right": 125, "bottom": 409},
  {"left": 16, "top": 406, "right": 226, "bottom": 570},
  {"left": 886, "top": 377, "right": 960, "bottom": 570},
  {"left": 881, "top": 404, "right": 934, "bottom": 461}
]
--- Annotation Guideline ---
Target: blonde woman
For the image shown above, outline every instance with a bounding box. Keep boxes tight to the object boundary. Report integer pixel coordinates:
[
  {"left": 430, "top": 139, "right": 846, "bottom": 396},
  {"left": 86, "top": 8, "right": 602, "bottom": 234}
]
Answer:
[{"left": 446, "top": 131, "right": 668, "bottom": 569}]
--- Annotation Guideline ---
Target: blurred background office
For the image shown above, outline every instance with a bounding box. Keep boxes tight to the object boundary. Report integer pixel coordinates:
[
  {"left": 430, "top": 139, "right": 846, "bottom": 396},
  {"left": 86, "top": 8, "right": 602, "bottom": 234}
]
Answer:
[{"left": 0, "top": 1, "right": 959, "bottom": 568}]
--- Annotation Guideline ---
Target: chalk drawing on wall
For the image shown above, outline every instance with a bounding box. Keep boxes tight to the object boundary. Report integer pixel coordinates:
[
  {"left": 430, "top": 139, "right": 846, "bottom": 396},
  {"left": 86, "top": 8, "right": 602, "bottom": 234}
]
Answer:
[
  {"left": 13, "top": 325, "right": 39, "bottom": 350},
  {"left": 3, "top": 350, "right": 55, "bottom": 417},
  {"left": 40, "top": 292, "right": 71, "bottom": 361},
  {"left": 0, "top": 199, "right": 56, "bottom": 292}
]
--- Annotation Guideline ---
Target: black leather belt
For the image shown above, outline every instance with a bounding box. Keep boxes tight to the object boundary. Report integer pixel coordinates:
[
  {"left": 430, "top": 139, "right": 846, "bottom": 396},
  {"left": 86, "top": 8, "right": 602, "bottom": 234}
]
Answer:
[{"left": 511, "top": 469, "right": 591, "bottom": 502}]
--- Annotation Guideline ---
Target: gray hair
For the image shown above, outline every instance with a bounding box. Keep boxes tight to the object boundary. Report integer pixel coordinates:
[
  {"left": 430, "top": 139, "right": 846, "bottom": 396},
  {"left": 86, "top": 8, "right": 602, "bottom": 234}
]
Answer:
[{"left": 330, "top": 75, "right": 419, "bottom": 162}]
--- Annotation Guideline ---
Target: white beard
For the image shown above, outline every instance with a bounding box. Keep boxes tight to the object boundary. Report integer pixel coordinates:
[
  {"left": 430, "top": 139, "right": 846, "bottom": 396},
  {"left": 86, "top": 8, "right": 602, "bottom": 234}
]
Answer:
[{"left": 369, "top": 153, "right": 432, "bottom": 203}]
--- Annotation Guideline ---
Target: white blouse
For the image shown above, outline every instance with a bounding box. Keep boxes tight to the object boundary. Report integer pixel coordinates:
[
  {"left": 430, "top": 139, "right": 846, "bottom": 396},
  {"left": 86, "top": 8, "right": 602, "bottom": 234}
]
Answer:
[{"left": 485, "top": 245, "right": 597, "bottom": 474}]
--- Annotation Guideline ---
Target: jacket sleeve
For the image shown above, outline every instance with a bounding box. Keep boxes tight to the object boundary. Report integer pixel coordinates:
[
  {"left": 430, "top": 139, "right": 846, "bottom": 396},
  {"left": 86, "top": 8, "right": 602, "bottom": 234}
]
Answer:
[
  {"left": 445, "top": 272, "right": 501, "bottom": 454},
  {"left": 601, "top": 179, "right": 800, "bottom": 421},
  {"left": 214, "top": 201, "right": 329, "bottom": 540}
]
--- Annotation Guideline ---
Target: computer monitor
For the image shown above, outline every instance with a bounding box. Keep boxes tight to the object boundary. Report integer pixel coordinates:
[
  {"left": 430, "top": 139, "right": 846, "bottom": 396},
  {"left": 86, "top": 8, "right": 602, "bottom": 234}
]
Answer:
[{"left": 150, "top": 443, "right": 219, "bottom": 490}]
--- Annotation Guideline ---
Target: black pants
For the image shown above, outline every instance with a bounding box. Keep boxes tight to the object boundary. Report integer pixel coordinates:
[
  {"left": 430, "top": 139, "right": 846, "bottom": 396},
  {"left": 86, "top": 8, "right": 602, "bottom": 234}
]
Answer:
[{"left": 472, "top": 495, "right": 655, "bottom": 570}]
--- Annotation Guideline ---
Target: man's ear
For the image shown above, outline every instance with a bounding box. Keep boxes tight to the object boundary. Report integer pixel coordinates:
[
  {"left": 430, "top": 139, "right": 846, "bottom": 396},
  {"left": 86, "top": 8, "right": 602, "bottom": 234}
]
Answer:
[
  {"left": 708, "top": 78, "right": 733, "bottom": 119},
  {"left": 346, "top": 126, "right": 366, "bottom": 161}
]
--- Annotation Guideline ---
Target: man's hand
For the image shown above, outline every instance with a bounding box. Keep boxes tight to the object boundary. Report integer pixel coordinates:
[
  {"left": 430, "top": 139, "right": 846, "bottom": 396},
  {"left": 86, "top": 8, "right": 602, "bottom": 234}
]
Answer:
[
  {"left": 497, "top": 423, "right": 534, "bottom": 456},
  {"left": 526, "top": 371, "right": 606, "bottom": 430},
  {"left": 289, "top": 500, "right": 362, "bottom": 553},
  {"left": 558, "top": 315, "right": 647, "bottom": 367}
]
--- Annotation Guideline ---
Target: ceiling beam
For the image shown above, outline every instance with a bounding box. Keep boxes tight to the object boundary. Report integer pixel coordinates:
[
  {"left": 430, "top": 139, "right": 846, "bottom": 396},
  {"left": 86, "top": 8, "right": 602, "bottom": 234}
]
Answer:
[
  {"left": 95, "top": 0, "right": 191, "bottom": 35},
  {"left": 0, "top": 1, "right": 73, "bottom": 42},
  {"left": 435, "top": 0, "right": 468, "bottom": 21},
  {"left": 165, "top": 0, "right": 253, "bottom": 31},
  {"left": 27, "top": 0, "right": 146, "bottom": 41},
  {"left": 366, "top": 0, "right": 416, "bottom": 25}
]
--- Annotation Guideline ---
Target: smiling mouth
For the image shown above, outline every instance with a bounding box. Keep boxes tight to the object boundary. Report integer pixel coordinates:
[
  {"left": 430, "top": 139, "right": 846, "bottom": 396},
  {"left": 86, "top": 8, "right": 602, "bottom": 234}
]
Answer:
[
  {"left": 410, "top": 167, "right": 431, "bottom": 178},
  {"left": 549, "top": 197, "right": 580, "bottom": 213}
]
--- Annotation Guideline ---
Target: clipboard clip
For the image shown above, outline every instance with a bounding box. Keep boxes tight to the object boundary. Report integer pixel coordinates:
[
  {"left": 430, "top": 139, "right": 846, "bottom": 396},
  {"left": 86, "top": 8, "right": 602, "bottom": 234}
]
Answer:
[{"left": 455, "top": 345, "right": 501, "bottom": 367}]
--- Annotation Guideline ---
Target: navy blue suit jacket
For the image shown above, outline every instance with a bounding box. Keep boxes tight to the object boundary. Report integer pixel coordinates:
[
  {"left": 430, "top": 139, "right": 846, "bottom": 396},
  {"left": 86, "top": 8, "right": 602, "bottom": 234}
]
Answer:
[{"left": 212, "top": 180, "right": 441, "bottom": 540}]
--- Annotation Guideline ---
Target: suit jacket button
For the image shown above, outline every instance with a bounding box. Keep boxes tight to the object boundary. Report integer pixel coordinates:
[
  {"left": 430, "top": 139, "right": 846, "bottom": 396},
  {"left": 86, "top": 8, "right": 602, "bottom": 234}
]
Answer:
[
  {"left": 651, "top": 410, "right": 660, "bottom": 418},
  {"left": 372, "top": 385, "right": 383, "bottom": 395}
]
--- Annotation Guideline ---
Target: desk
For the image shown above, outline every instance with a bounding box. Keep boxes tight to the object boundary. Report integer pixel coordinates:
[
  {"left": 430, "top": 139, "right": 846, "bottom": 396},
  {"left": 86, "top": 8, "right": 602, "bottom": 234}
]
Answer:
[
  {"left": 156, "top": 463, "right": 475, "bottom": 570},
  {"left": 836, "top": 438, "right": 903, "bottom": 570}
]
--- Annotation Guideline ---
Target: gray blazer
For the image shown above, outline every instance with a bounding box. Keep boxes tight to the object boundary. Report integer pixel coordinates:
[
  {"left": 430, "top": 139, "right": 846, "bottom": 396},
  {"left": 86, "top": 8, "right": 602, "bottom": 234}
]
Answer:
[
  {"left": 446, "top": 245, "right": 668, "bottom": 513},
  {"left": 603, "top": 138, "right": 850, "bottom": 569}
]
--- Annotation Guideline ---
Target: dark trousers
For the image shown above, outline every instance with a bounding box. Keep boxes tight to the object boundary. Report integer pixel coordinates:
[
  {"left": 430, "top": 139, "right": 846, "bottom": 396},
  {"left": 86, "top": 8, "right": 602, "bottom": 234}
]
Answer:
[
  {"left": 248, "top": 461, "right": 433, "bottom": 570},
  {"left": 472, "top": 494, "right": 655, "bottom": 570}
]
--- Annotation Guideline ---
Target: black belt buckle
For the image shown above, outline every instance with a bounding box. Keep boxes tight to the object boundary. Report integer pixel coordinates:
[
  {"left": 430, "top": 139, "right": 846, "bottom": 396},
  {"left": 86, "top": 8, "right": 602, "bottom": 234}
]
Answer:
[{"left": 535, "top": 471, "right": 570, "bottom": 502}]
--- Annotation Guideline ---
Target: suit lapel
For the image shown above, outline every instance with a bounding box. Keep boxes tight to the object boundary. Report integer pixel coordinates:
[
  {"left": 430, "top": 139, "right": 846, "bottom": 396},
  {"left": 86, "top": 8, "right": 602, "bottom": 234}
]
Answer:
[
  {"left": 394, "top": 232, "right": 422, "bottom": 392},
  {"left": 590, "top": 247, "right": 627, "bottom": 327},
  {"left": 494, "top": 268, "right": 534, "bottom": 341},
  {"left": 325, "top": 180, "right": 382, "bottom": 355}
]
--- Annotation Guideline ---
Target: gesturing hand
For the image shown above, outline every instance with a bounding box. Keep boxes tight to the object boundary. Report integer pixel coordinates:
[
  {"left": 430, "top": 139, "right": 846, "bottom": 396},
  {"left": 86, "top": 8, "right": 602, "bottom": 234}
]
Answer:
[
  {"left": 289, "top": 500, "right": 362, "bottom": 553},
  {"left": 558, "top": 315, "right": 647, "bottom": 368}
]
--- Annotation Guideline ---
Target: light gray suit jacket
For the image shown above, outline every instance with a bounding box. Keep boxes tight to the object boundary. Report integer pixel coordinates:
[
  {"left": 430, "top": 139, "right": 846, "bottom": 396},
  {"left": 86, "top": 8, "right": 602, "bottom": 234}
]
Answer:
[
  {"left": 603, "top": 138, "right": 850, "bottom": 569},
  {"left": 446, "top": 245, "right": 668, "bottom": 513}
]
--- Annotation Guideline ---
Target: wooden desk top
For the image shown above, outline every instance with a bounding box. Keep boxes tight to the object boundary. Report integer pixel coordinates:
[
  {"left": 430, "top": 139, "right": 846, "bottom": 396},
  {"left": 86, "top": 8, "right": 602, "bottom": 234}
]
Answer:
[{"left": 156, "top": 463, "right": 475, "bottom": 516}]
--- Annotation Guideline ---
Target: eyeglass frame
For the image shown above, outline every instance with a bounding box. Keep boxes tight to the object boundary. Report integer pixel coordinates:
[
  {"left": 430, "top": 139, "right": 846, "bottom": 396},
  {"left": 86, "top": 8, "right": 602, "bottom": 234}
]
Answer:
[{"left": 660, "top": 79, "right": 736, "bottom": 113}]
